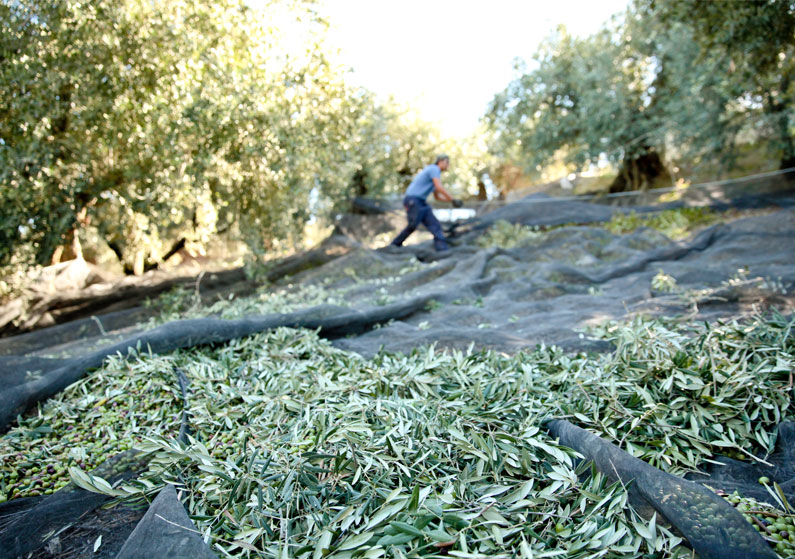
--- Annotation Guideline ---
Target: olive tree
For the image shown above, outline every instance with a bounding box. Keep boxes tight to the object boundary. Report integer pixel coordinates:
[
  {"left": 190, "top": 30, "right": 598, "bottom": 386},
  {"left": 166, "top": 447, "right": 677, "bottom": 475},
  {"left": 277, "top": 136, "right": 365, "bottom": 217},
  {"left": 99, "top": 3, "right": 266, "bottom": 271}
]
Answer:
[
  {"left": 485, "top": 21, "right": 678, "bottom": 192},
  {"left": 0, "top": 0, "right": 366, "bottom": 274},
  {"left": 484, "top": 0, "right": 790, "bottom": 191},
  {"left": 648, "top": 0, "right": 795, "bottom": 170}
]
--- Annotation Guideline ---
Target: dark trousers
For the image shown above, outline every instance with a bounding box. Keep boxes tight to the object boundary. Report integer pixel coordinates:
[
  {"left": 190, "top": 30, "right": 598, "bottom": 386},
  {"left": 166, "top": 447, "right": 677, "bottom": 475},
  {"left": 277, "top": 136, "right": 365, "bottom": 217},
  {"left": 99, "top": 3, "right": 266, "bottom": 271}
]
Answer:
[{"left": 391, "top": 196, "right": 449, "bottom": 251}]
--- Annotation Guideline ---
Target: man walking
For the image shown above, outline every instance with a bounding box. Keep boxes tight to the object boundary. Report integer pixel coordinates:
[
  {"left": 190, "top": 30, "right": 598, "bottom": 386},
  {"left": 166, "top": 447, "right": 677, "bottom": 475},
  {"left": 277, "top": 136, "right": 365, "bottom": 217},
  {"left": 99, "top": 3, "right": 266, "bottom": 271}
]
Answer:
[{"left": 390, "top": 155, "right": 461, "bottom": 251}]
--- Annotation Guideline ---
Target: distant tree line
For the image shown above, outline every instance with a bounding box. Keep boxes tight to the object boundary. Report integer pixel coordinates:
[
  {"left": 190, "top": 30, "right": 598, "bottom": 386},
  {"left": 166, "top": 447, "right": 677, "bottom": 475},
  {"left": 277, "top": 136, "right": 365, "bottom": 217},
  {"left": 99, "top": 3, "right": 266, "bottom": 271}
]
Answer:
[{"left": 485, "top": 0, "right": 795, "bottom": 192}]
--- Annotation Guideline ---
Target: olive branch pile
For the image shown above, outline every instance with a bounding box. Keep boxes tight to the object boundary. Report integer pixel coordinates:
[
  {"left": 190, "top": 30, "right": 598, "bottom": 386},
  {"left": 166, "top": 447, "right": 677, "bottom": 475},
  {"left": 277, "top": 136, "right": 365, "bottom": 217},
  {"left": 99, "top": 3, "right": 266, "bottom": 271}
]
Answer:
[{"left": 1, "top": 313, "right": 792, "bottom": 558}]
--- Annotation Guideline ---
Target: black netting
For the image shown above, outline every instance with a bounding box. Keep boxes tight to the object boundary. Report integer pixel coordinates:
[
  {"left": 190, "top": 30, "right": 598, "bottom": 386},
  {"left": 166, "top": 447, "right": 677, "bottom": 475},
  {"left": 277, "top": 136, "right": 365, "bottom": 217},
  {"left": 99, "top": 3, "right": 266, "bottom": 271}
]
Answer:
[
  {"left": 3, "top": 192, "right": 795, "bottom": 427},
  {"left": 0, "top": 364, "right": 200, "bottom": 559},
  {"left": 0, "top": 179, "right": 793, "bottom": 557},
  {"left": 546, "top": 419, "right": 778, "bottom": 559},
  {"left": 351, "top": 196, "right": 400, "bottom": 215},
  {"left": 115, "top": 484, "right": 215, "bottom": 559},
  {"left": 686, "top": 422, "right": 795, "bottom": 506},
  {"left": 449, "top": 175, "right": 795, "bottom": 239},
  {"left": 0, "top": 451, "right": 150, "bottom": 559}
]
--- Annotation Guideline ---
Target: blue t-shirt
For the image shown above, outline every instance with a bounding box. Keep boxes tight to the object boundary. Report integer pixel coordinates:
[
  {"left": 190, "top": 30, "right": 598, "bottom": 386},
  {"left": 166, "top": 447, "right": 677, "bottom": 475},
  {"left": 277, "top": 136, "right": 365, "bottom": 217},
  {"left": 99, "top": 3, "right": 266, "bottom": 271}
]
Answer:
[{"left": 405, "top": 164, "right": 441, "bottom": 199}]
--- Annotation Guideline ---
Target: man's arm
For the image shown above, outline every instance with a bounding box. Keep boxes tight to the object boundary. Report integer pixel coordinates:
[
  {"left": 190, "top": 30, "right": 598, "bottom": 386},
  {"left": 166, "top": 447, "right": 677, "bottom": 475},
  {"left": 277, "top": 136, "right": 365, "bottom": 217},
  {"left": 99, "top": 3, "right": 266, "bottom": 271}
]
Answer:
[{"left": 432, "top": 178, "right": 454, "bottom": 202}]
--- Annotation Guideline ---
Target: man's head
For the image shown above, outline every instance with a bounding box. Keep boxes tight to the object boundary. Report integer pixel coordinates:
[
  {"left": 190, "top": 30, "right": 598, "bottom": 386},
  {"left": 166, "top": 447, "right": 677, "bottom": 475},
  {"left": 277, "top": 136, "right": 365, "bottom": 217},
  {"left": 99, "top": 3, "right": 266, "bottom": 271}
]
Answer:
[{"left": 435, "top": 154, "right": 450, "bottom": 171}]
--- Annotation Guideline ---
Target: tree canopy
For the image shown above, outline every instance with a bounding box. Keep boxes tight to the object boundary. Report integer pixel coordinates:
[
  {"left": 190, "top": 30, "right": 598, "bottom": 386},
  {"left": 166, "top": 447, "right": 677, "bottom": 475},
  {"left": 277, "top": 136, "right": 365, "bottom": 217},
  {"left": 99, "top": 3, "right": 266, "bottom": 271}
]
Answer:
[
  {"left": 648, "top": 0, "right": 795, "bottom": 169},
  {"left": 485, "top": 0, "right": 795, "bottom": 191},
  {"left": 1, "top": 0, "right": 343, "bottom": 272},
  {"left": 0, "top": 0, "right": 483, "bottom": 276}
]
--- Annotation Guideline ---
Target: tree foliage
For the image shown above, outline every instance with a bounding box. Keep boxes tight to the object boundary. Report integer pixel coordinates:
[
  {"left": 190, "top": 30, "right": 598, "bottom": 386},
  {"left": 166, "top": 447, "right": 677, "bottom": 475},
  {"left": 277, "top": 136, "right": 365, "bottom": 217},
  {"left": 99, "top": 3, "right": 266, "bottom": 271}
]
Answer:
[
  {"left": 0, "top": 0, "right": 399, "bottom": 274},
  {"left": 0, "top": 0, "right": 488, "bottom": 276},
  {"left": 647, "top": 0, "right": 795, "bottom": 169},
  {"left": 485, "top": 20, "right": 675, "bottom": 191},
  {"left": 342, "top": 102, "right": 443, "bottom": 202},
  {"left": 485, "top": 0, "right": 795, "bottom": 191}
]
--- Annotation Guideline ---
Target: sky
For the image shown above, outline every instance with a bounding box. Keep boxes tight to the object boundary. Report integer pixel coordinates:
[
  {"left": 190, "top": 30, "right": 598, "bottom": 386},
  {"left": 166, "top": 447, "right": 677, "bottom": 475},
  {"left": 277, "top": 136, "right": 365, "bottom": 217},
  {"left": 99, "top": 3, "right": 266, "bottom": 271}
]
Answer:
[{"left": 318, "top": 0, "right": 630, "bottom": 138}]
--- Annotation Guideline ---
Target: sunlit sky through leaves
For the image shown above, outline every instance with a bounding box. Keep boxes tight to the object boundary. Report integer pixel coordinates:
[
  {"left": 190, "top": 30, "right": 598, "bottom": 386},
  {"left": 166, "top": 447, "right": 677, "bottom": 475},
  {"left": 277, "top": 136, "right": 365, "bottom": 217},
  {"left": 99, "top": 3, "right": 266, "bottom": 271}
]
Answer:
[{"left": 253, "top": 0, "right": 629, "bottom": 138}]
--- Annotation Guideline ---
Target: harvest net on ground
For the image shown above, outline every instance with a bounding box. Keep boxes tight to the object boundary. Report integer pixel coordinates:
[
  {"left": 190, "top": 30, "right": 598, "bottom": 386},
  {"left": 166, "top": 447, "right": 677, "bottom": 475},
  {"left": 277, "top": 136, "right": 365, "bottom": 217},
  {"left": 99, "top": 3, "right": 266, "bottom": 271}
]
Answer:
[{"left": 0, "top": 182, "right": 794, "bottom": 558}]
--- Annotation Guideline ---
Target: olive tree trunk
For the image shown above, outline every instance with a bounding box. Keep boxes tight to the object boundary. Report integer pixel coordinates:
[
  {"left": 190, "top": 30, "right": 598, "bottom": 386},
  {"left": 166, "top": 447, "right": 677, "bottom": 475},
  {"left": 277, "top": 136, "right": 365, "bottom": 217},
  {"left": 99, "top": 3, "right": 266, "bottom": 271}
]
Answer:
[{"left": 609, "top": 148, "right": 672, "bottom": 193}]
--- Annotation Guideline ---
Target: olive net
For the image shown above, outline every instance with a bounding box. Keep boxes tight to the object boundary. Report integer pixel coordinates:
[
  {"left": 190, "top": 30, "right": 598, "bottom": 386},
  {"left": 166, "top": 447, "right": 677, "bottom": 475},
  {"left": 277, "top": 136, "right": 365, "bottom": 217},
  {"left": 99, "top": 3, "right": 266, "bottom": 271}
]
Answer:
[
  {"left": 0, "top": 178, "right": 793, "bottom": 558},
  {"left": 0, "top": 370, "right": 211, "bottom": 559},
  {"left": 545, "top": 419, "right": 781, "bottom": 559},
  {"left": 0, "top": 450, "right": 151, "bottom": 558},
  {"left": 114, "top": 484, "right": 215, "bottom": 559},
  {"left": 686, "top": 422, "right": 795, "bottom": 506},
  {"left": 0, "top": 297, "right": 435, "bottom": 432}
]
